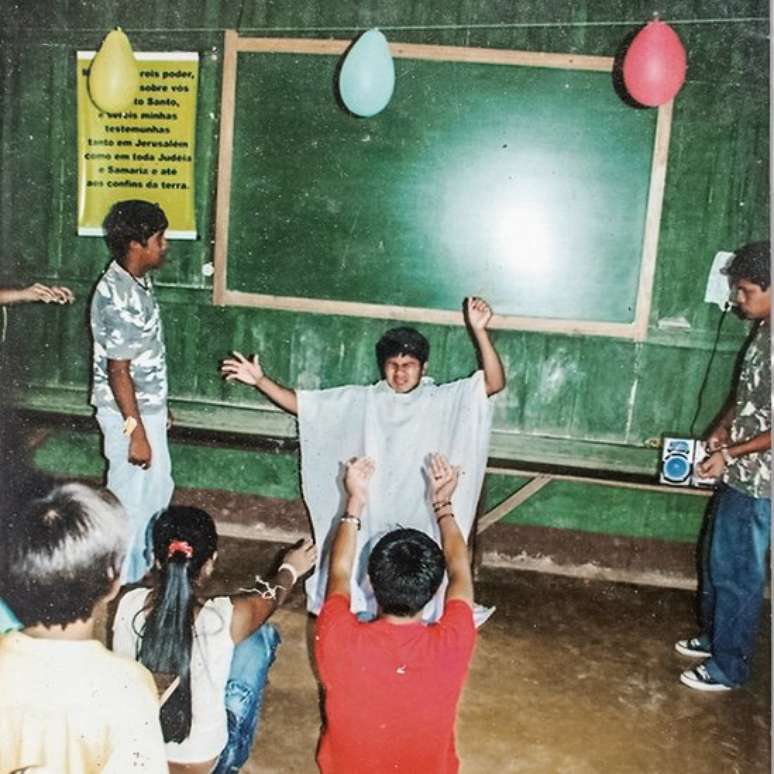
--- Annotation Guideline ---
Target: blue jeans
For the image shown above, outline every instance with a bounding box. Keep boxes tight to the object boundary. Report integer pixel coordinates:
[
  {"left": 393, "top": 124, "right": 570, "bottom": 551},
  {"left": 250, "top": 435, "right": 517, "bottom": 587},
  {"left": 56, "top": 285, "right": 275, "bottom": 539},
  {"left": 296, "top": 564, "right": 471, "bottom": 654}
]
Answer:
[
  {"left": 700, "top": 483, "right": 771, "bottom": 687},
  {"left": 96, "top": 407, "right": 174, "bottom": 583},
  {"left": 212, "top": 623, "right": 281, "bottom": 773}
]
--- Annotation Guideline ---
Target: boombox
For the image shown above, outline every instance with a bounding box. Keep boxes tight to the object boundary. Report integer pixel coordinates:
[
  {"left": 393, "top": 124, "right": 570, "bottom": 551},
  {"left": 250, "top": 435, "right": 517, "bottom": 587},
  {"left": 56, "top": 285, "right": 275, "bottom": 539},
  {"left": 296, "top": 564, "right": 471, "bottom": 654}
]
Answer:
[{"left": 660, "top": 437, "right": 715, "bottom": 488}]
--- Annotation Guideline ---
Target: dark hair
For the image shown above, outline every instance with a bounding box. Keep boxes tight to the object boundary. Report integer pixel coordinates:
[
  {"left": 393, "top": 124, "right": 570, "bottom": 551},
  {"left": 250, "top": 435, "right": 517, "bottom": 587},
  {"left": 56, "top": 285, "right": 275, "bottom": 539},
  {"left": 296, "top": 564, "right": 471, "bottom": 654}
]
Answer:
[
  {"left": 136, "top": 506, "right": 218, "bottom": 743},
  {"left": 2, "top": 484, "right": 127, "bottom": 627},
  {"left": 367, "top": 528, "right": 445, "bottom": 616},
  {"left": 103, "top": 199, "right": 168, "bottom": 263},
  {"left": 375, "top": 327, "right": 430, "bottom": 375},
  {"left": 723, "top": 241, "right": 770, "bottom": 291}
]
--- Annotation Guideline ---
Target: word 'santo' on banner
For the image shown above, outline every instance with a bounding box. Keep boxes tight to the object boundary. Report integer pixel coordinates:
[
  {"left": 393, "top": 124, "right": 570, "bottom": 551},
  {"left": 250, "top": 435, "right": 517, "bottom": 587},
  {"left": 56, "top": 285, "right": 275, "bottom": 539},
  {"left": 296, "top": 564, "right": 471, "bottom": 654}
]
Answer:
[{"left": 77, "top": 51, "right": 199, "bottom": 239}]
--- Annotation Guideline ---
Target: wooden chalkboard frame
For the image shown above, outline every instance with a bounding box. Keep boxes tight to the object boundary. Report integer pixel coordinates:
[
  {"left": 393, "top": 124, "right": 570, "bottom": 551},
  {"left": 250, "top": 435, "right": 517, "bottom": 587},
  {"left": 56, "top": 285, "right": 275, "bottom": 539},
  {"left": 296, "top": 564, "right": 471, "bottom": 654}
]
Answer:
[{"left": 213, "top": 31, "right": 674, "bottom": 341}]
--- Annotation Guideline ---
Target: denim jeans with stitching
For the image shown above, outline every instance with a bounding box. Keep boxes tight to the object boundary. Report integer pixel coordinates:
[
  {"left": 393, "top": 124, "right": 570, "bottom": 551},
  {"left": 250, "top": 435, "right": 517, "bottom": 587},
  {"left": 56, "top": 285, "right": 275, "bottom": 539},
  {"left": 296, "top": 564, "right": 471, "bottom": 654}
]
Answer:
[
  {"left": 212, "top": 622, "right": 281, "bottom": 773},
  {"left": 700, "top": 483, "right": 771, "bottom": 687}
]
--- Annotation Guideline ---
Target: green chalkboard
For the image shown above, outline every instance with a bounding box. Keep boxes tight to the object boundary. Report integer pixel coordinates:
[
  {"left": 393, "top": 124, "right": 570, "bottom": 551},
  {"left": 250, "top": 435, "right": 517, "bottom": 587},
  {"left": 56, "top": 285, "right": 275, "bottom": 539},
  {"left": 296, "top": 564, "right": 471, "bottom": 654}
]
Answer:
[{"left": 224, "top": 48, "right": 660, "bottom": 324}]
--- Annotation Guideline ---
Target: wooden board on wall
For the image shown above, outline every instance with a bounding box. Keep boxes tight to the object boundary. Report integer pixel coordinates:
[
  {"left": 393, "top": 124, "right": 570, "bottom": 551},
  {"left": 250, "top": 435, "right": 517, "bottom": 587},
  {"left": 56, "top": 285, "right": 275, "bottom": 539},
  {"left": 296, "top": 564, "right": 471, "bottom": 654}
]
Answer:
[{"left": 214, "top": 34, "right": 673, "bottom": 340}]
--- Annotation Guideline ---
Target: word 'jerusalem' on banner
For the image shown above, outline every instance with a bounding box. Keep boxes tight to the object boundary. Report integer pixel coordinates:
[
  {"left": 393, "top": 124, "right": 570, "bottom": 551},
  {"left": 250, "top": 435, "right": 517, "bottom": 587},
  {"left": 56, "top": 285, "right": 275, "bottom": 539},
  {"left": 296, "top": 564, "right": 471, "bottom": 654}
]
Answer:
[{"left": 76, "top": 51, "right": 199, "bottom": 239}]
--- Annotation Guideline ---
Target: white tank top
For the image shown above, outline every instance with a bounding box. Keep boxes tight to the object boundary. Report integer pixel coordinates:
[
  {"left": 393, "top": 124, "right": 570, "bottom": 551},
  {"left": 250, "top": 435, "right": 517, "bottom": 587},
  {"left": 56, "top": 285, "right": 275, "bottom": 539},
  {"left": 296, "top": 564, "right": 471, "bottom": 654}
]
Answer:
[{"left": 112, "top": 587, "right": 235, "bottom": 763}]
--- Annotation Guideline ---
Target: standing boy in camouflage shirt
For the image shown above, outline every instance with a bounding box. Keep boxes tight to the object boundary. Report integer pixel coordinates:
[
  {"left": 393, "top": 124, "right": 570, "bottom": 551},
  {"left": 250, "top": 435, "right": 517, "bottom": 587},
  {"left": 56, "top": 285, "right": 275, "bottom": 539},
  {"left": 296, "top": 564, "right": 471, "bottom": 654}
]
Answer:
[
  {"left": 676, "top": 241, "right": 771, "bottom": 691},
  {"left": 90, "top": 200, "right": 174, "bottom": 583}
]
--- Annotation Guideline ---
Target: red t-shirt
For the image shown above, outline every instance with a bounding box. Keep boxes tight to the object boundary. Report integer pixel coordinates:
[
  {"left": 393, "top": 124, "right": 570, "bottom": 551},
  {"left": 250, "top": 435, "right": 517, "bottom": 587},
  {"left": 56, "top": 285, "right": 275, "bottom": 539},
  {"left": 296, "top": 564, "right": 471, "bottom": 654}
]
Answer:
[{"left": 315, "top": 594, "right": 476, "bottom": 774}]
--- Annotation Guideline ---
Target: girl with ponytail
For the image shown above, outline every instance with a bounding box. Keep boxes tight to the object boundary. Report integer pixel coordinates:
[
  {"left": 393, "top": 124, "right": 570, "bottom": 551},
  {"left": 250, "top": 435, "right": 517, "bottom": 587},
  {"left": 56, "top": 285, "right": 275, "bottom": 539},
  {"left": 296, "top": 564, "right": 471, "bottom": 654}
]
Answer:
[{"left": 112, "top": 505, "right": 316, "bottom": 773}]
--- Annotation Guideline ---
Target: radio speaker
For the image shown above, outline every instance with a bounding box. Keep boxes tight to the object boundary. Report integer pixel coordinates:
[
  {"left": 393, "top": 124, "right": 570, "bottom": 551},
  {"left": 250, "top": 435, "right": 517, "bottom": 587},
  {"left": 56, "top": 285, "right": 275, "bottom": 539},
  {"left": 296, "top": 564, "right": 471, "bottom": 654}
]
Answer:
[
  {"left": 660, "top": 437, "right": 715, "bottom": 488},
  {"left": 660, "top": 437, "right": 695, "bottom": 486}
]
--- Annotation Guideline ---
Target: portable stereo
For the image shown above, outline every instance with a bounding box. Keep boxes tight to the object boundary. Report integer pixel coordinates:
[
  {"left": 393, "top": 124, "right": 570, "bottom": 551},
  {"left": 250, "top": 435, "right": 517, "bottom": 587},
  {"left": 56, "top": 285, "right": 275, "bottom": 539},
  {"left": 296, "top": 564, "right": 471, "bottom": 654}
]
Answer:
[{"left": 659, "top": 437, "right": 715, "bottom": 488}]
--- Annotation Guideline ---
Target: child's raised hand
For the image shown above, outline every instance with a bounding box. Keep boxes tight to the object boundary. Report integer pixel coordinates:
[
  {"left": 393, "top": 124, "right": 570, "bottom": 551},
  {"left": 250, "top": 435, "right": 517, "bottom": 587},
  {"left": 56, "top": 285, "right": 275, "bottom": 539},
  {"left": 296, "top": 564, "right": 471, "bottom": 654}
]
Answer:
[
  {"left": 221, "top": 351, "right": 264, "bottom": 386},
  {"left": 465, "top": 296, "right": 493, "bottom": 331},
  {"left": 283, "top": 537, "right": 317, "bottom": 578},
  {"left": 344, "top": 457, "right": 375, "bottom": 503},
  {"left": 428, "top": 454, "right": 460, "bottom": 502}
]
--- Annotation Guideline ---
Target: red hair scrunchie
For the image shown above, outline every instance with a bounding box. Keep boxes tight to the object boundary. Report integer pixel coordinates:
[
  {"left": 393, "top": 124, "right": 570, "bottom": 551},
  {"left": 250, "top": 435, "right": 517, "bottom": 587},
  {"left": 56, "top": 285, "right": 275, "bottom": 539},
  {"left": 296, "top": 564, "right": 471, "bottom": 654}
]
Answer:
[{"left": 167, "top": 539, "right": 194, "bottom": 559}]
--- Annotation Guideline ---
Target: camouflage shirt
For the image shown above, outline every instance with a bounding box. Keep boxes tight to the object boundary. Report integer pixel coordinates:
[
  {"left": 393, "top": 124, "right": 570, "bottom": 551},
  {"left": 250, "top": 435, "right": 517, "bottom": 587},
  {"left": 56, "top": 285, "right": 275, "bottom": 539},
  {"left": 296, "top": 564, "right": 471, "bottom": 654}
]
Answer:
[
  {"left": 90, "top": 261, "right": 167, "bottom": 413},
  {"left": 723, "top": 322, "right": 771, "bottom": 499}
]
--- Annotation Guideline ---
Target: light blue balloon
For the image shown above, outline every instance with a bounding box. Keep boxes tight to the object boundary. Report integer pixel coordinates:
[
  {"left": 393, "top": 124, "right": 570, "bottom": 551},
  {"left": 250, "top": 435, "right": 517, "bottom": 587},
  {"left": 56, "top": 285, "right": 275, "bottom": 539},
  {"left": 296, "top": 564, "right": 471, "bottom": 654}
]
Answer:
[{"left": 339, "top": 29, "right": 395, "bottom": 117}]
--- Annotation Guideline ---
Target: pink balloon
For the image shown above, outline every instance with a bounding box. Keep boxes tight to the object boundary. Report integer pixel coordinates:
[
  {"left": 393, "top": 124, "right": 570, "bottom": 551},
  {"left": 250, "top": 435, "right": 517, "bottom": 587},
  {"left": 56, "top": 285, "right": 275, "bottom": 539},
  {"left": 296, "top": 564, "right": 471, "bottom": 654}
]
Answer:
[{"left": 623, "top": 21, "right": 687, "bottom": 107}]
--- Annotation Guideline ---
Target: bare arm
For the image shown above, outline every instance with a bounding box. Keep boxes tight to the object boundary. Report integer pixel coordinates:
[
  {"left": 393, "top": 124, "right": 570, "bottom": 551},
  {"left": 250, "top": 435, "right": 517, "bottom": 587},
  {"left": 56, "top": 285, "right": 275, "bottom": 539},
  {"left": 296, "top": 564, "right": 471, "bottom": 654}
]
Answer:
[
  {"left": 465, "top": 297, "right": 505, "bottom": 397},
  {"left": 221, "top": 350, "right": 298, "bottom": 415},
  {"left": 107, "top": 359, "right": 152, "bottom": 468},
  {"left": 700, "top": 378, "right": 770, "bottom": 477},
  {"left": 0, "top": 283, "right": 74, "bottom": 305},
  {"left": 726, "top": 430, "right": 772, "bottom": 456},
  {"left": 325, "top": 457, "right": 374, "bottom": 599},
  {"left": 429, "top": 454, "right": 473, "bottom": 607},
  {"left": 230, "top": 537, "right": 316, "bottom": 644}
]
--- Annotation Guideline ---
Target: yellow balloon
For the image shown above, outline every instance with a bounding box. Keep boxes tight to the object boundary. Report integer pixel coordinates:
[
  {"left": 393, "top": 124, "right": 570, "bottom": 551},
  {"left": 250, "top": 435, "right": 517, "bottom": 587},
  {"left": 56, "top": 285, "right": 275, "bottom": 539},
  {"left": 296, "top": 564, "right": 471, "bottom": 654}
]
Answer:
[{"left": 88, "top": 27, "right": 139, "bottom": 113}]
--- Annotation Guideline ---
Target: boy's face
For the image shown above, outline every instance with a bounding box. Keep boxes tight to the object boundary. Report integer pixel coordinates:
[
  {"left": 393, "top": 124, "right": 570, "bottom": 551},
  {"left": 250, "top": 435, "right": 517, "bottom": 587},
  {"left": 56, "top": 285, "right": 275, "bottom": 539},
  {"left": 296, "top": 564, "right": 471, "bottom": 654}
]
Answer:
[
  {"left": 134, "top": 229, "right": 168, "bottom": 271},
  {"left": 733, "top": 278, "right": 771, "bottom": 320},
  {"left": 383, "top": 354, "right": 427, "bottom": 393}
]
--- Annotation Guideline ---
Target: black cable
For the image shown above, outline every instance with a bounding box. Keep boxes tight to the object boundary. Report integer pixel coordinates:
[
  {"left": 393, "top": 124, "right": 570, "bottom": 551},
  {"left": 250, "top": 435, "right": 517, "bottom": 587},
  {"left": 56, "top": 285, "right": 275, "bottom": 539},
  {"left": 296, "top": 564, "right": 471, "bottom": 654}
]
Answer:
[{"left": 689, "top": 304, "right": 730, "bottom": 437}]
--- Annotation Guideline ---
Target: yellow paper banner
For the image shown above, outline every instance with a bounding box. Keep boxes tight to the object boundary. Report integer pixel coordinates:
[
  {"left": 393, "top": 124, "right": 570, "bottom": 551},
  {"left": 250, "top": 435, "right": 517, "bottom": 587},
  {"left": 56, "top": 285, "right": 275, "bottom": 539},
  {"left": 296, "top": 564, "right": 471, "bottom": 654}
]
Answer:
[{"left": 77, "top": 52, "right": 199, "bottom": 238}]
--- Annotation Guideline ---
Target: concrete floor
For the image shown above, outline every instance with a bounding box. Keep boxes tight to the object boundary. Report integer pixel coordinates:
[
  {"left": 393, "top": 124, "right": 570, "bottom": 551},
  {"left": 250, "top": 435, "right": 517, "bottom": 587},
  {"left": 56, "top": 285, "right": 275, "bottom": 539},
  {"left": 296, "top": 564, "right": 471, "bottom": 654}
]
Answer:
[
  {"left": 208, "top": 537, "right": 771, "bottom": 774},
  {"left": 4, "top": 428, "right": 768, "bottom": 771}
]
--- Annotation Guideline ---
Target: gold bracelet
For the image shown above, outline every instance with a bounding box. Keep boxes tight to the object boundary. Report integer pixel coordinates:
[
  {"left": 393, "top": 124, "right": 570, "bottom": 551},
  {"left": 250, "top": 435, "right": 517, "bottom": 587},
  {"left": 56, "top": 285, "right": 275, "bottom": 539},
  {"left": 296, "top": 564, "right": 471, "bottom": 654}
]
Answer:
[{"left": 340, "top": 514, "right": 361, "bottom": 530}]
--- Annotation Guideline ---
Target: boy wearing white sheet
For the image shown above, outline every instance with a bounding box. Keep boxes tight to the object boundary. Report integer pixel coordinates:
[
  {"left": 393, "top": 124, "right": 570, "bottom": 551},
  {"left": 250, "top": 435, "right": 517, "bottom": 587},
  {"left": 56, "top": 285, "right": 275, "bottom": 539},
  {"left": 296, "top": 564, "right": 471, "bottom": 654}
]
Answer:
[{"left": 221, "top": 297, "right": 505, "bottom": 620}]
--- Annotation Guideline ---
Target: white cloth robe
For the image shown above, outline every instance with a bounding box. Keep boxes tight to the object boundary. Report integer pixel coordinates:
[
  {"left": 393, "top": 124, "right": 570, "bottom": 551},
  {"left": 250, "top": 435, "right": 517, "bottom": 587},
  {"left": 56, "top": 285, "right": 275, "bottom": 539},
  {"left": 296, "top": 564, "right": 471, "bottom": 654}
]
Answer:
[{"left": 297, "top": 370, "right": 493, "bottom": 622}]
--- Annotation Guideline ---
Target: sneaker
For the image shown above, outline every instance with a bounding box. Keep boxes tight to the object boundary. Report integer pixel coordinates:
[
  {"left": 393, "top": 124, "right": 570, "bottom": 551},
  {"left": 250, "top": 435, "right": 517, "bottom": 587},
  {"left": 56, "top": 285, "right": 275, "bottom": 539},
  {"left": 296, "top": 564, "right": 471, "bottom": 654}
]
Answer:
[
  {"left": 674, "top": 636, "right": 711, "bottom": 658},
  {"left": 680, "top": 663, "right": 733, "bottom": 692}
]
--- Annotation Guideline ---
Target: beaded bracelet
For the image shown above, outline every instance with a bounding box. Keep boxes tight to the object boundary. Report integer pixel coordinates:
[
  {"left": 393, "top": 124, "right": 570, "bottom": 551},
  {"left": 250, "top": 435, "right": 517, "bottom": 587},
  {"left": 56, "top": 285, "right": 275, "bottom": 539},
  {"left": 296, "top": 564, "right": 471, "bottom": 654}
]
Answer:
[
  {"left": 432, "top": 500, "right": 452, "bottom": 513},
  {"left": 436, "top": 513, "right": 455, "bottom": 525}
]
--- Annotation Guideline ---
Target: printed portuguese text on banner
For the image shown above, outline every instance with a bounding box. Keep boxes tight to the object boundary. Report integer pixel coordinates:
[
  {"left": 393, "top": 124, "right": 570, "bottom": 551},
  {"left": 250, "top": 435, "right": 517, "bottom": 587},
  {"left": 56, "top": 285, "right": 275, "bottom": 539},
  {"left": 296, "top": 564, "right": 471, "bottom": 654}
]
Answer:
[{"left": 77, "top": 51, "right": 199, "bottom": 239}]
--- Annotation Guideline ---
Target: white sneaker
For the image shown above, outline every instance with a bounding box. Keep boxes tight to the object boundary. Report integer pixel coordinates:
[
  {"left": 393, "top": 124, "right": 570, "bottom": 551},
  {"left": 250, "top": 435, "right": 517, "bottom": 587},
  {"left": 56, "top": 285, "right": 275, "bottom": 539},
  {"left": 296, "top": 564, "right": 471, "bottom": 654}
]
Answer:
[
  {"left": 680, "top": 663, "right": 733, "bottom": 692},
  {"left": 675, "top": 636, "right": 711, "bottom": 658}
]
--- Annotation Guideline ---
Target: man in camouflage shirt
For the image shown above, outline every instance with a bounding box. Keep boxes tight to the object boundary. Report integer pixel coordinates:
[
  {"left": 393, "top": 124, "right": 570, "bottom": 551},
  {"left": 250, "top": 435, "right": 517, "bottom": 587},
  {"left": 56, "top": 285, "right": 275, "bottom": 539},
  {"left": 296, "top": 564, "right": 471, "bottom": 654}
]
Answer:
[
  {"left": 676, "top": 241, "right": 771, "bottom": 691},
  {"left": 90, "top": 200, "right": 174, "bottom": 583}
]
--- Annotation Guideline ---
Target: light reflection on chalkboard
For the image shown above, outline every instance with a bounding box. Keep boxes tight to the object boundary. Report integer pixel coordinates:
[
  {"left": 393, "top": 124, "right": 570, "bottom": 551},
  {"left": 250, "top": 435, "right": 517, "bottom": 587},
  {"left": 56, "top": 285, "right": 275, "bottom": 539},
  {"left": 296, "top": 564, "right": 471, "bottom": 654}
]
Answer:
[{"left": 491, "top": 202, "right": 555, "bottom": 281}]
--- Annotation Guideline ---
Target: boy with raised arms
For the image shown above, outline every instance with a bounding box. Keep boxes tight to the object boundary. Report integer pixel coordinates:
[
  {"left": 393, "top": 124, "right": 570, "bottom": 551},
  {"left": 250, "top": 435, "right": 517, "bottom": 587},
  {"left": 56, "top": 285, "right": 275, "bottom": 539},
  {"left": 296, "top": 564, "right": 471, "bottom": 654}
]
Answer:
[{"left": 222, "top": 297, "right": 504, "bottom": 620}]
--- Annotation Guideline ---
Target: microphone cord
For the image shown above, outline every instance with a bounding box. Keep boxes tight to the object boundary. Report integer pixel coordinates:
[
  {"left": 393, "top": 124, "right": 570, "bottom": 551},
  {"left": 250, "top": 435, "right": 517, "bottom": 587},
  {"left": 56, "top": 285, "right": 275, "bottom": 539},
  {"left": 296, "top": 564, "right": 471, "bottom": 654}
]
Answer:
[{"left": 689, "top": 304, "right": 730, "bottom": 437}]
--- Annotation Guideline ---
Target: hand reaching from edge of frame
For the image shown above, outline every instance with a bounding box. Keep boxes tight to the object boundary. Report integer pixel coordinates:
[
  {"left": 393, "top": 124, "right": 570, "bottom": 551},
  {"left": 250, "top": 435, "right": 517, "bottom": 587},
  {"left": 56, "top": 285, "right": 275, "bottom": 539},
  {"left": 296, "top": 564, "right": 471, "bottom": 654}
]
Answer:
[
  {"left": 221, "top": 350, "right": 264, "bottom": 387},
  {"left": 24, "top": 283, "right": 75, "bottom": 304}
]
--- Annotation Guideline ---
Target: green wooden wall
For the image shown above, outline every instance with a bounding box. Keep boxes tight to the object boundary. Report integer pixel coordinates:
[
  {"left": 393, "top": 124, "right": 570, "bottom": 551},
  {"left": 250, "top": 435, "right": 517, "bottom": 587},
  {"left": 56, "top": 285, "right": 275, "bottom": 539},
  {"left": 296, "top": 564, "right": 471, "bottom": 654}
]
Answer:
[{"left": 0, "top": 1, "right": 768, "bottom": 546}]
